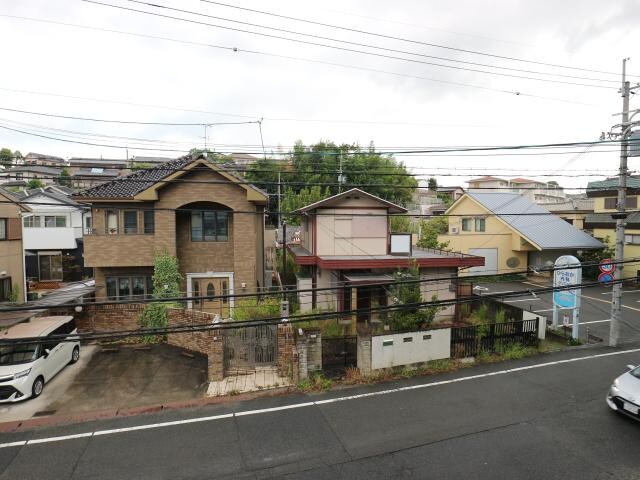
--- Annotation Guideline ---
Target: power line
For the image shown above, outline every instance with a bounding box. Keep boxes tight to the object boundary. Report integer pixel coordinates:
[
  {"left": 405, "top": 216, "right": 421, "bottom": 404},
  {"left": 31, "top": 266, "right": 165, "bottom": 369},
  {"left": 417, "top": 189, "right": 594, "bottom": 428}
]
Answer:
[
  {"left": 118, "top": 0, "right": 621, "bottom": 86},
  {"left": 198, "top": 0, "right": 637, "bottom": 79},
  {"left": 83, "top": 0, "right": 615, "bottom": 90},
  {"left": 1, "top": 276, "right": 635, "bottom": 346},
  {"left": 0, "top": 106, "right": 259, "bottom": 126}
]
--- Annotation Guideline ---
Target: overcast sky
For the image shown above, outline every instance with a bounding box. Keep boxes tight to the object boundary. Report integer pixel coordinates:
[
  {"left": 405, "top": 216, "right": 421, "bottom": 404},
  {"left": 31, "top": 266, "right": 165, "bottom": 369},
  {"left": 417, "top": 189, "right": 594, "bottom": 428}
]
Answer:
[{"left": 1, "top": 0, "right": 639, "bottom": 189}]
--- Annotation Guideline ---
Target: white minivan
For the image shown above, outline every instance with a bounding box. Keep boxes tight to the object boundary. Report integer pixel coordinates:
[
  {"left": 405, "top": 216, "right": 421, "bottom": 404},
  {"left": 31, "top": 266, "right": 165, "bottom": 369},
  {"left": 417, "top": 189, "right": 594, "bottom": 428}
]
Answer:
[{"left": 0, "top": 316, "right": 80, "bottom": 402}]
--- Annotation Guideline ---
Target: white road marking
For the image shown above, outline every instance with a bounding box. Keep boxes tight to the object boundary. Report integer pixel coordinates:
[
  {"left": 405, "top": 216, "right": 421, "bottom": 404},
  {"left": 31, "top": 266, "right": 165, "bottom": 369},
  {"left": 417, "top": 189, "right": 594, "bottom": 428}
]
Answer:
[
  {"left": 582, "top": 294, "right": 640, "bottom": 313},
  {"left": 601, "top": 290, "right": 639, "bottom": 295},
  {"left": 2, "top": 347, "right": 640, "bottom": 449},
  {"left": 533, "top": 308, "right": 555, "bottom": 313},
  {"left": 566, "top": 319, "right": 611, "bottom": 326},
  {"left": 486, "top": 290, "right": 514, "bottom": 295},
  {"left": 503, "top": 298, "right": 541, "bottom": 303}
]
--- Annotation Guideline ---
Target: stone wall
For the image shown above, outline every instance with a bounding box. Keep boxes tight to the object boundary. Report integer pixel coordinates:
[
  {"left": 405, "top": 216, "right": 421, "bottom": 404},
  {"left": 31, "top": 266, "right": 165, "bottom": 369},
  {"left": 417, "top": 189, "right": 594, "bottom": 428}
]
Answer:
[
  {"left": 296, "top": 328, "right": 322, "bottom": 380},
  {"left": 277, "top": 323, "right": 298, "bottom": 382},
  {"left": 356, "top": 333, "right": 372, "bottom": 376}
]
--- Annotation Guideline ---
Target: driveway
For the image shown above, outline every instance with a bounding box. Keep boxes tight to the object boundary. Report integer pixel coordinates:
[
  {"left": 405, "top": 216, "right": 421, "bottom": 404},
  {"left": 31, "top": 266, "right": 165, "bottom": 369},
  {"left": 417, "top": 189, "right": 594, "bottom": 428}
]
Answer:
[
  {"left": 477, "top": 278, "right": 640, "bottom": 344},
  {"left": 1, "top": 343, "right": 209, "bottom": 422}
]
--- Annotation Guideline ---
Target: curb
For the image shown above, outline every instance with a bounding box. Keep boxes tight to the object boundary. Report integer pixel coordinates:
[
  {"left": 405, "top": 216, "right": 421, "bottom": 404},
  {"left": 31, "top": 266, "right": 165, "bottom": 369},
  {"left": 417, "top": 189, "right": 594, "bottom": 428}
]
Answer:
[{"left": 0, "top": 386, "right": 294, "bottom": 433}]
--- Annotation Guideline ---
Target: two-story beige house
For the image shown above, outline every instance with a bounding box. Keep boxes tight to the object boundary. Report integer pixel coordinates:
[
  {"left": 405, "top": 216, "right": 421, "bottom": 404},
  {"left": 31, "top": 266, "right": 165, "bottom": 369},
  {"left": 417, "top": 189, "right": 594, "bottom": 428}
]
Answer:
[
  {"left": 74, "top": 154, "right": 268, "bottom": 317},
  {"left": 0, "top": 189, "right": 30, "bottom": 303},
  {"left": 287, "top": 188, "right": 484, "bottom": 326}
]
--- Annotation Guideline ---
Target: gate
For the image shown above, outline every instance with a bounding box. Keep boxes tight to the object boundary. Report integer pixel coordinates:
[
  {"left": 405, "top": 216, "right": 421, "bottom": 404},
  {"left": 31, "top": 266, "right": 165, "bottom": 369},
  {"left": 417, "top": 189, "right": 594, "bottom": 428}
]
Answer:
[
  {"left": 224, "top": 325, "right": 277, "bottom": 371},
  {"left": 322, "top": 336, "right": 357, "bottom": 375}
]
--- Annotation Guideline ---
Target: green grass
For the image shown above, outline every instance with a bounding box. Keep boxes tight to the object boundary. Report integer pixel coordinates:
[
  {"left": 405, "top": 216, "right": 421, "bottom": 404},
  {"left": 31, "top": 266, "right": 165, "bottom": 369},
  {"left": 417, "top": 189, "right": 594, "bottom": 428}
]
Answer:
[{"left": 297, "top": 372, "right": 333, "bottom": 392}]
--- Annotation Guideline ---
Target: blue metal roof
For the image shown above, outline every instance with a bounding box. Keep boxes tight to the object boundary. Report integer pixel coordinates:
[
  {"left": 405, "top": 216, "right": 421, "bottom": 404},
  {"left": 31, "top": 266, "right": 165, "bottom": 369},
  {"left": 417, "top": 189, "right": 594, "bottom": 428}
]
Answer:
[{"left": 465, "top": 193, "right": 603, "bottom": 250}]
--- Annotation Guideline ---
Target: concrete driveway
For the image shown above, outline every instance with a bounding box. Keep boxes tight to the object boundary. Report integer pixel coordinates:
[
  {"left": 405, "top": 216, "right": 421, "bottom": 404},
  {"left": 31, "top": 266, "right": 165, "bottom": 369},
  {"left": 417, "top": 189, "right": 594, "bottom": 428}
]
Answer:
[{"left": 1, "top": 343, "right": 209, "bottom": 422}]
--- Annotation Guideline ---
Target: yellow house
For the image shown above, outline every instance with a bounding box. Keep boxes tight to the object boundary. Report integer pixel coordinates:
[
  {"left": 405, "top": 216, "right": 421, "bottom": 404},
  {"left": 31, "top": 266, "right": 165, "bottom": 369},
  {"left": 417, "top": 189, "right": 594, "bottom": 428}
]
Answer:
[
  {"left": 438, "top": 192, "right": 603, "bottom": 275},
  {"left": 586, "top": 176, "right": 640, "bottom": 280}
]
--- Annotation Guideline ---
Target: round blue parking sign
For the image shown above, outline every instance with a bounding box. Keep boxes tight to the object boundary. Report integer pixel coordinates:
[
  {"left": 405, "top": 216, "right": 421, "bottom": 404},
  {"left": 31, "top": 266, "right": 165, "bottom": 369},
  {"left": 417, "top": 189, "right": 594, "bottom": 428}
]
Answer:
[{"left": 598, "top": 272, "right": 614, "bottom": 285}]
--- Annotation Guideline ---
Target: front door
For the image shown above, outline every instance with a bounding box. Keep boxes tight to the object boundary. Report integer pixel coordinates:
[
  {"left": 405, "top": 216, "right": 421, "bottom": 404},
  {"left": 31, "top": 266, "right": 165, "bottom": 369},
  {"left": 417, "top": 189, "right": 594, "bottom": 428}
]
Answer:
[{"left": 192, "top": 277, "right": 230, "bottom": 317}]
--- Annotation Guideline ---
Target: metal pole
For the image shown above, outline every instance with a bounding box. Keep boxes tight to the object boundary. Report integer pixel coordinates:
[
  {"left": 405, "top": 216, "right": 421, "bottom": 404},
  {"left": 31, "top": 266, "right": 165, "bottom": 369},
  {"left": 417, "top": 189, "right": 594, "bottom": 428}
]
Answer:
[
  {"left": 282, "top": 220, "right": 287, "bottom": 290},
  {"left": 610, "top": 58, "right": 630, "bottom": 347},
  {"left": 277, "top": 171, "right": 281, "bottom": 229}
]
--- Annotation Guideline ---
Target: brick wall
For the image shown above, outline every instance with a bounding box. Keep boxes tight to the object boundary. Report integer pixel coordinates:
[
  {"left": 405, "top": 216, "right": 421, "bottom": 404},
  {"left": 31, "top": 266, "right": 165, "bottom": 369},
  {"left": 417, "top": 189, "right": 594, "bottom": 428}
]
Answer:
[{"left": 166, "top": 308, "right": 223, "bottom": 381}]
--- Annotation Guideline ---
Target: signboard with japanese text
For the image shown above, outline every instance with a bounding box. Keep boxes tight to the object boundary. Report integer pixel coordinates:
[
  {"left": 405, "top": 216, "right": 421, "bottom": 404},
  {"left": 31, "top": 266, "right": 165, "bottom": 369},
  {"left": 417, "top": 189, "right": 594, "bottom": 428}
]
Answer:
[{"left": 553, "top": 255, "right": 582, "bottom": 309}]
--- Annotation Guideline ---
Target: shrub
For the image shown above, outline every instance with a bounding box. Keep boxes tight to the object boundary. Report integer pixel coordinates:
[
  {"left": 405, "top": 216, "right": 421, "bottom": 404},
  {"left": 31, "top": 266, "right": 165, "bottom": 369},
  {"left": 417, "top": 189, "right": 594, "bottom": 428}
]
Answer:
[
  {"left": 232, "top": 296, "right": 280, "bottom": 322},
  {"left": 298, "top": 372, "right": 333, "bottom": 392}
]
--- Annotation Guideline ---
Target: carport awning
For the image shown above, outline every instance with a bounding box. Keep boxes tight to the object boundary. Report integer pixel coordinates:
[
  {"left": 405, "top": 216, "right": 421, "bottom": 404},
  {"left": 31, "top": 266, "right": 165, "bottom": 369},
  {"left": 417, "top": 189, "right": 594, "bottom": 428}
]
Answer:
[
  {"left": 0, "top": 311, "right": 41, "bottom": 329},
  {"left": 343, "top": 273, "right": 394, "bottom": 285}
]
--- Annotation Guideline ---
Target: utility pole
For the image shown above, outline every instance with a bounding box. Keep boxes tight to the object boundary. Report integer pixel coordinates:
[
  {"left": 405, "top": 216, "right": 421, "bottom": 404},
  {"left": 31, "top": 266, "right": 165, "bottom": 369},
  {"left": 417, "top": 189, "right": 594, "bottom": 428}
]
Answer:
[
  {"left": 610, "top": 58, "right": 631, "bottom": 347},
  {"left": 277, "top": 171, "right": 282, "bottom": 229}
]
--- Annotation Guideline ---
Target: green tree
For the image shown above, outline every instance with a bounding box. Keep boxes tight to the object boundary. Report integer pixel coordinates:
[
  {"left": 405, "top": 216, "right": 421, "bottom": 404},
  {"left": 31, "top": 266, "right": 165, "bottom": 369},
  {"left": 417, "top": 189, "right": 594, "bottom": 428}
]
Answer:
[
  {"left": 578, "top": 235, "right": 615, "bottom": 280},
  {"left": 245, "top": 140, "right": 417, "bottom": 207},
  {"left": 427, "top": 177, "right": 438, "bottom": 191},
  {"left": 130, "top": 162, "right": 152, "bottom": 171},
  {"left": 281, "top": 185, "right": 331, "bottom": 225},
  {"left": 13, "top": 151, "right": 22, "bottom": 163},
  {"left": 390, "top": 215, "right": 412, "bottom": 233},
  {"left": 57, "top": 167, "right": 72, "bottom": 187},
  {"left": 389, "top": 262, "right": 441, "bottom": 331},
  {"left": 417, "top": 216, "right": 450, "bottom": 250},
  {"left": 139, "top": 252, "right": 183, "bottom": 341},
  {"left": 26, "top": 179, "right": 46, "bottom": 189},
  {"left": 0, "top": 148, "right": 12, "bottom": 168}
]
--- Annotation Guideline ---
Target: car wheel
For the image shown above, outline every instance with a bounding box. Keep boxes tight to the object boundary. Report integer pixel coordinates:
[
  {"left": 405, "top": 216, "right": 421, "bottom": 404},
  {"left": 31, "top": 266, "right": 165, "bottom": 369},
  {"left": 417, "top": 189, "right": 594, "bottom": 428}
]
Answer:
[
  {"left": 70, "top": 346, "right": 80, "bottom": 364},
  {"left": 32, "top": 376, "right": 44, "bottom": 398}
]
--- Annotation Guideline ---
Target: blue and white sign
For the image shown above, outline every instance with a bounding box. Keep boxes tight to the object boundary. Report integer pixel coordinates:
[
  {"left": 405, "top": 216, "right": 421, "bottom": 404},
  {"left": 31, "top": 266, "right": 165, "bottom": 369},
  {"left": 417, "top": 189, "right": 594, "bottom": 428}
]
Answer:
[{"left": 553, "top": 255, "right": 581, "bottom": 309}]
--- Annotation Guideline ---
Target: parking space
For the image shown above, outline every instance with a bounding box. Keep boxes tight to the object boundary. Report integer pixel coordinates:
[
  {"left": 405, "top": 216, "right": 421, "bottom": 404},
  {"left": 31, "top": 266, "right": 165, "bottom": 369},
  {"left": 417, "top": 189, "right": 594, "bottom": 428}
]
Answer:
[{"left": 1, "top": 343, "right": 208, "bottom": 422}]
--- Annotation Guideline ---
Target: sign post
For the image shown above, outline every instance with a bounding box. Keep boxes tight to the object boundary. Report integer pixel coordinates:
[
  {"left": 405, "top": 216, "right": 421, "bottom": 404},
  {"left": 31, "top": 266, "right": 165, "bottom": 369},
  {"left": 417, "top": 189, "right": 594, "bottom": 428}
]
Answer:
[{"left": 552, "top": 255, "right": 582, "bottom": 340}]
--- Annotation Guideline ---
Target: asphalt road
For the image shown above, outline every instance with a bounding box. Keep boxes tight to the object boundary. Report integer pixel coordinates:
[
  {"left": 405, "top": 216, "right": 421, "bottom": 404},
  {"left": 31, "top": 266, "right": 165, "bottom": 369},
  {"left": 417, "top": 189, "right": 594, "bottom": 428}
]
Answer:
[
  {"left": 1, "top": 345, "right": 639, "bottom": 479},
  {"left": 477, "top": 279, "right": 640, "bottom": 344}
]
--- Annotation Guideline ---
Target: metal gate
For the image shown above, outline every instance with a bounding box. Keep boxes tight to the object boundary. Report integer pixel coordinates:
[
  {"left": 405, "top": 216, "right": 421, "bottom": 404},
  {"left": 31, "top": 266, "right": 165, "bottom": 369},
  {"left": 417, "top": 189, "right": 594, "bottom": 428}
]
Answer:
[
  {"left": 224, "top": 325, "right": 277, "bottom": 371},
  {"left": 322, "top": 336, "right": 357, "bottom": 376}
]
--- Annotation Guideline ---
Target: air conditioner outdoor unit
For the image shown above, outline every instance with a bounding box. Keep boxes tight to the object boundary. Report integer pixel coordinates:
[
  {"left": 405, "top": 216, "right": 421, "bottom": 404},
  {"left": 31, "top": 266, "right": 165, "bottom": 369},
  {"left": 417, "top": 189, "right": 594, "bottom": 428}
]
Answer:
[{"left": 451, "top": 227, "right": 459, "bottom": 234}]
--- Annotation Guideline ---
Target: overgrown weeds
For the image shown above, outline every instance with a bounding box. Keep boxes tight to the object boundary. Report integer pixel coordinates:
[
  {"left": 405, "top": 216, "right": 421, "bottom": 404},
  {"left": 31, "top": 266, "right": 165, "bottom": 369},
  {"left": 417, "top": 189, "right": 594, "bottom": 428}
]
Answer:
[{"left": 297, "top": 373, "right": 333, "bottom": 392}]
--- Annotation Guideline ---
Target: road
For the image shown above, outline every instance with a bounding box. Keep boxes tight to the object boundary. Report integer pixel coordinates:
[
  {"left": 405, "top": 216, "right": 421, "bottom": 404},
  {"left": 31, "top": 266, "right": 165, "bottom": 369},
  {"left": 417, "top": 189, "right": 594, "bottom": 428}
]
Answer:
[
  {"left": 477, "top": 279, "right": 640, "bottom": 344},
  {"left": 1, "top": 345, "right": 639, "bottom": 479}
]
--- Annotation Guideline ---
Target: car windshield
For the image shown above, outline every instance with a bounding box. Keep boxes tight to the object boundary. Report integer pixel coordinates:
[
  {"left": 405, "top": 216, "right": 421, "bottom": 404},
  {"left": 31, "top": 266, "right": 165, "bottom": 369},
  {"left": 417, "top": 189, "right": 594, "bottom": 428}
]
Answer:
[
  {"left": 0, "top": 343, "right": 39, "bottom": 366},
  {"left": 630, "top": 367, "right": 640, "bottom": 379}
]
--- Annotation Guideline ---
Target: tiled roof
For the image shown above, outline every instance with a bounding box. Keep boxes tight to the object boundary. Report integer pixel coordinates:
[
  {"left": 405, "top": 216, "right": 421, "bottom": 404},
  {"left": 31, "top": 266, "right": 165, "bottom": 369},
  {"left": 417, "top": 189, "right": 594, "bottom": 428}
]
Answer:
[
  {"left": 586, "top": 176, "right": 640, "bottom": 195},
  {"left": 2, "top": 165, "right": 61, "bottom": 175},
  {"left": 467, "top": 176, "right": 506, "bottom": 183},
  {"left": 74, "top": 155, "right": 194, "bottom": 198},
  {"left": 465, "top": 192, "right": 603, "bottom": 250},
  {"left": 73, "top": 154, "right": 268, "bottom": 199}
]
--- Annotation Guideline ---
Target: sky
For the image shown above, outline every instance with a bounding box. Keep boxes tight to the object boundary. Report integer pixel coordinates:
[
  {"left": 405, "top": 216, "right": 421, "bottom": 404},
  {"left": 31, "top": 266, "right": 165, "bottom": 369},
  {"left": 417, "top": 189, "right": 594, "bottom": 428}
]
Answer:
[{"left": 1, "top": 0, "right": 640, "bottom": 190}]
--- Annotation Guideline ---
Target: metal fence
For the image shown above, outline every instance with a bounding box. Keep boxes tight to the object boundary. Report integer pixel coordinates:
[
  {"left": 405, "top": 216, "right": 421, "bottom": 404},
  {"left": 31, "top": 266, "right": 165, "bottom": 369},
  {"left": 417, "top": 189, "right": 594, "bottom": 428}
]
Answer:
[{"left": 450, "top": 319, "right": 539, "bottom": 358}]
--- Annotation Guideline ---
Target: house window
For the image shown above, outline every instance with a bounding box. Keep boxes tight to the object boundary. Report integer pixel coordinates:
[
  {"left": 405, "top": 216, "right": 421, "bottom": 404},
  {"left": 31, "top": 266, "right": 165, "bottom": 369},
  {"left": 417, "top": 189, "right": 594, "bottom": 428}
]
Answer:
[
  {"left": 106, "top": 210, "right": 118, "bottom": 234},
  {"left": 0, "top": 277, "right": 11, "bottom": 302},
  {"left": 604, "top": 197, "right": 636, "bottom": 209},
  {"left": 38, "top": 253, "right": 63, "bottom": 281},
  {"left": 193, "top": 281, "right": 200, "bottom": 307},
  {"left": 461, "top": 218, "right": 472, "bottom": 231},
  {"left": 625, "top": 234, "right": 640, "bottom": 245},
  {"left": 84, "top": 215, "right": 92, "bottom": 234},
  {"left": 475, "top": 218, "right": 486, "bottom": 232},
  {"left": 143, "top": 210, "right": 154, "bottom": 234},
  {"left": 0, "top": 219, "right": 7, "bottom": 240},
  {"left": 191, "top": 210, "right": 229, "bottom": 242},
  {"left": 44, "top": 216, "right": 66, "bottom": 228},
  {"left": 105, "top": 275, "right": 153, "bottom": 300},
  {"left": 23, "top": 216, "right": 40, "bottom": 228},
  {"left": 123, "top": 210, "right": 138, "bottom": 234},
  {"left": 206, "top": 282, "right": 215, "bottom": 297},
  {"left": 222, "top": 279, "right": 228, "bottom": 304}
]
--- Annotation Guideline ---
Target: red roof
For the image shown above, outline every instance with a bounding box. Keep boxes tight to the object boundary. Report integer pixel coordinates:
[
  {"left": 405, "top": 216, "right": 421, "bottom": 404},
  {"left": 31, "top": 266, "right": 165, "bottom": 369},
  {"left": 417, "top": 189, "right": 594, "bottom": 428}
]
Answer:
[{"left": 467, "top": 176, "right": 506, "bottom": 183}]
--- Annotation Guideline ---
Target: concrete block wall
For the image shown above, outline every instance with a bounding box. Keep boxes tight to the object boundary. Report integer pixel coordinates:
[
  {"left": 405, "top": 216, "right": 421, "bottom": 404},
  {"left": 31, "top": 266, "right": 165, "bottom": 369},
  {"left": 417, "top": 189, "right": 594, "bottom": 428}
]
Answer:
[{"left": 356, "top": 333, "right": 372, "bottom": 376}]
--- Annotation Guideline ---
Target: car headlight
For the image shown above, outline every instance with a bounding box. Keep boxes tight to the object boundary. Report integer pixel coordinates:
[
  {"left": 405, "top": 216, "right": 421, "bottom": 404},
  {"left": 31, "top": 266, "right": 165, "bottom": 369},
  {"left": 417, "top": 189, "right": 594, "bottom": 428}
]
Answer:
[{"left": 13, "top": 368, "right": 31, "bottom": 380}]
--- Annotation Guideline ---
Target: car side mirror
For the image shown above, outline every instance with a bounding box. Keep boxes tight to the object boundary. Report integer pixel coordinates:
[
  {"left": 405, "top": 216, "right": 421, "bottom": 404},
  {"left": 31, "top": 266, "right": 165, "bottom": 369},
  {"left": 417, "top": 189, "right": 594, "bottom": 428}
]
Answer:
[
  {"left": 627, "top": 365, "right": 636, "bottom": 370},
  {"left": 44, "top": 348, "right": 51, "bottom": 358}
]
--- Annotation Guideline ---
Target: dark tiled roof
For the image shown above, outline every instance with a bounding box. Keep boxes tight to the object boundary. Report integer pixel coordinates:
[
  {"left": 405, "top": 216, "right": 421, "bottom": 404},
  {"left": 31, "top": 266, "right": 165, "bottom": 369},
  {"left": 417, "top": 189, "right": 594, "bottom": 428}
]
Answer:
[
  {"left": 586, "top": 176, "right": 640, "bottom": 195},
  {"left": 74, "top": 155, "right": 194, "bottom": 198},
  {"left": 585, "top": 211, "right": 640, "bottom": 228},
  {"left": 73, "top": 155, "right": 268, "bottom": 200},
  {"left": 3, "top": 165, "right": 61, "bottom": 175},
  {"left": 73, "top": 168, "right": 120, "bottom": 177}
]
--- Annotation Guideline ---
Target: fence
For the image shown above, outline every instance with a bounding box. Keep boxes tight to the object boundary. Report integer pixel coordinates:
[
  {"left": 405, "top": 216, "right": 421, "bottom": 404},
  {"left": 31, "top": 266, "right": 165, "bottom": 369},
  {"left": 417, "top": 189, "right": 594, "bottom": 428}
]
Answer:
[{"left": 450, "top": 319, "right": 540, "bottom": 358}]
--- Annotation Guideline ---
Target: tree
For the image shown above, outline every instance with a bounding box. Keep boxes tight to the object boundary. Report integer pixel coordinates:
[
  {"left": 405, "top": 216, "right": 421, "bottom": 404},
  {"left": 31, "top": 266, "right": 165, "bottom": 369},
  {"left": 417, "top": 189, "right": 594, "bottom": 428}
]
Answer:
[
  {"left": 130, "top": 162, "right": 152, "bottom": 171},
  {"left": 57, "top": 167, "right": 72, "bottom": 187},
  {"left": 139, "top": 252, "right": 183, "bottom": 341},
  {"left": 26, "top": 179, "right": 46, "bottom": 189},
  {"left": 280, "top": 185, "right": 331, "bottom": 225},
  {"left": 578, "top": 236, "right": 615, "bottom": 280},
  {"left": 427, "top": 177, "right": 438, "bottom": 191},
  {"left": 417, "top": 216, "right": 450, "bottom": 250},
  {"left": 0, "top": 148, "right": 12, "bottom": 168},
  {"left": 388, "top": 261, "right": 442, "bottom": 331},
  {"left": 245, "top": 140, "right": 418, "bottom": 208},
  {"left": 390, "top": 215, "right": 412, "bottom": 233},
  {"left": 13, "top": 151, "right": 22, "bottom": 163}
]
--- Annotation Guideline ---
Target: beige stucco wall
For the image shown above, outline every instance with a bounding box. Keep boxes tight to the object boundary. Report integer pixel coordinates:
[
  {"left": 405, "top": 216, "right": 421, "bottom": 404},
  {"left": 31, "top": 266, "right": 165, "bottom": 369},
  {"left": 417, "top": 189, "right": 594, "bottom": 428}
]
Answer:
[
  {"left": 594, "top": 195, "right": 639, "bottom": 212},
  {"left": 419, "top": 267, "right": 456, "bottom": 321},
  {"left": 439, "top": 196, "right": 533, "bottom": 274},
  {"left": 315, "top": 267, "right": 337, "bottom": 310},
  {"left": 0, "top": 202, "right": 26, "bottom": 302},
  {"left": 592, "top": 227, "right": 640, "bottom": 279},
  {"left": 315, "top": 207, "right": 387, "bottom": 256}
]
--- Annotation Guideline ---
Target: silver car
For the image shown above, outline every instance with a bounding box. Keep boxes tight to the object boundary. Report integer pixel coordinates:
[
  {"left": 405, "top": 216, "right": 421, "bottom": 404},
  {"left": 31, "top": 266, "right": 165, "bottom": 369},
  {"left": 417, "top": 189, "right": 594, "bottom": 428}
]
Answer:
[{"left": 607, "top": 364, "right": 640, "bottom": 420}]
